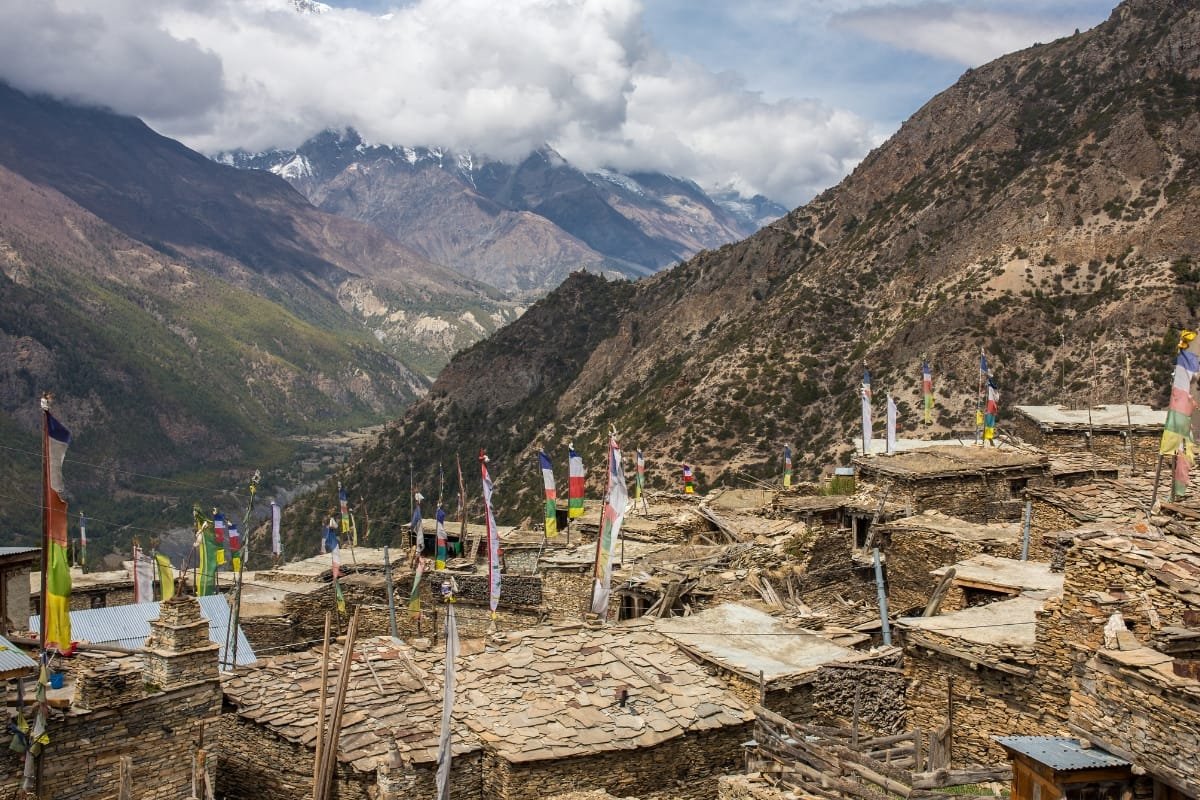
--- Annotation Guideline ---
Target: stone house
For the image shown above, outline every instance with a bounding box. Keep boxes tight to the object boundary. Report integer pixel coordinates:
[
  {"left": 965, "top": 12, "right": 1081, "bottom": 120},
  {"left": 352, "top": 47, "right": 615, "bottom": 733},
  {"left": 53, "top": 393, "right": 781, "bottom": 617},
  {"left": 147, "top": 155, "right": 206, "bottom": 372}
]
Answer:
[
  {"left": 1025, "top": 476, "right": 1154, "bottom": 565},
  {"left": 220, "top": 622, "right": 755, "bottom": 800},
  {"left": 878, "top": 511, "right": 1025, "bottom": 614},
  {"left": 928, "top": 554, "right": 1062, "bottom": 615},
  {"left": 654, "top": 603, "right": 904, "bottom": 735},
  {"left": 1009, "top": 404, "right": 1163, "bottom": 473},
  {"left": 0, "top": 596, "right": 223, "bottom": 799},
  {"left": 853, "top": 445, "right": 1049, "bottom": 524},
  {"left": 897, "top": 594, "right": 1058, "bottom": 766},
  {"left": 0, "top": 546, "right": 37, "bottom": 634}
]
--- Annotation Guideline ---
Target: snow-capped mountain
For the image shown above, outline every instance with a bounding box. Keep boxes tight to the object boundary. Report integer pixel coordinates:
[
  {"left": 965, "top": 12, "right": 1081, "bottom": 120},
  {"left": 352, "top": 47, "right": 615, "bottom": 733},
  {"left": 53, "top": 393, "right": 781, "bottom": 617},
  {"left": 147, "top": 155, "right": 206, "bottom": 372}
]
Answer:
[{"left": 222, "top": 130, "right": 785, "bottom": 295}]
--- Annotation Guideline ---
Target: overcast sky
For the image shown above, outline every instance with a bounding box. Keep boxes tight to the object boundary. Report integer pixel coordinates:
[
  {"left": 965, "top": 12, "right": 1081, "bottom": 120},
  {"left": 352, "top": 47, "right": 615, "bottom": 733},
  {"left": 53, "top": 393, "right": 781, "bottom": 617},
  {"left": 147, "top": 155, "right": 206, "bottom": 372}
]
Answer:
[{"left": 0, "top": 0, "right": 1114, "bottom": 207}]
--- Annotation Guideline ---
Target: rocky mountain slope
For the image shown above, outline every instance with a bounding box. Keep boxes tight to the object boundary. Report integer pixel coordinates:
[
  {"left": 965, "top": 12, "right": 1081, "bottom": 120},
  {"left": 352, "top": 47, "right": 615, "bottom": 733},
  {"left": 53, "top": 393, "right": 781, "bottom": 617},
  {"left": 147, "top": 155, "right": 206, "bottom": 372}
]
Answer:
[
  {"left": 282, "top": 0, "right": 1200, "bottom": 546},
  {"left": 0, "top": 83, "right": 519, "bottom": 553},
  {"left": 226, "top": 132, "right": 784, "bottom": 294}
]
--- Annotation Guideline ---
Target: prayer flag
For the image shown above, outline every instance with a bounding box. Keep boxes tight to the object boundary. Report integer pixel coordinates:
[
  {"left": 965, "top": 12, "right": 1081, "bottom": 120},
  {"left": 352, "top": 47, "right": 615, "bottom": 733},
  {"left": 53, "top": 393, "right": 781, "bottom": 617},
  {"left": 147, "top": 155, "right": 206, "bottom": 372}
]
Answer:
[
  {"left": 861, "top": 369, "right": 873, "bottom": 453},
  {"left": 568, "top": 445, "right": 585, "bottom": 518},
  {"left": 156, "top": 553, "right": 175, "bottom": 601},
  {"left": 984, "top": 377, "right": 1000, "bottom": 441},
  {"left": 195, "top": 507, "right": 217, "bottom": 596},
  {"left": 682, "top": 464, "right": 694, "bottom": 494},
  {"left": 635, "top": 449, "right": 645, "bottom": 498},
  {"left": 213, "top": 513, "right": 227, "bottom": 565},
  {"left": 435, "top": 599, "right": 459, "bottom": 800},
  {"left": 538, "top": 451, "right": 558, "bottom": 539},
  {"left": 322, "top": 513, "right": 339, "bottom": 555},
  {"left": 886, "top": 395, "right": 898, "bottom": 455},
  {"left": 228, "top": 522, "right": 242, "bottom": 573},
  {"left": 331, "top": 539, "right": 346, "bottom": 614},
  {"left": 42, "top": 409, "right": 72, "bottom": 651},
  {"left": 922, "top": 361, "right": 934, "bottom": 424},
  {"left": 270, "top": 501, "right": 281, "bottom": 557},
  {"left": 783, "top": 445, "right": 792, "bottom": 488},
  {"left": 339, "top": 484, "right": 350, "bottom": 534},
  {"left": 435, "top": 506, "right": 447, "bottom": 569},
  {"left": 412, "top": 497, "right": 424, "bottom": 553},
  {"left": 481, "top": 451, "right": 501, "bottom": 614},
  {"left": 132, "top": 544, "right": 153, "bottom": 603},
  {"left": 408, "top": 557, "right": 425, "bottom": 619},
  {"left": 590, "top": 435, "right": 629, "bottom": 616},
  {"left": 78, "top": 512, "right": 87, "bottom": 569},
  {"left": 1161, "top": 332, "right": 1200, "bottom": 498}
]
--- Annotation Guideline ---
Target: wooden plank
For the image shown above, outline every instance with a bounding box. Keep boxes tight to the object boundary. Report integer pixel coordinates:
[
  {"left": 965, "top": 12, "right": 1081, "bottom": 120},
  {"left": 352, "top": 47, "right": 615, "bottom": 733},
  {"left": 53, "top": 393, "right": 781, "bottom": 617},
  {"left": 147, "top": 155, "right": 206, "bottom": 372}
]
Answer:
[
  {"left": 922, "top": 568, "right": 956, "bottom": 617},
  {"left": 910, "top": 767, "right": 1012, "bottom": 789},
  {"left": 909, "top": 633, "right": 1033, "bottom": 677}
]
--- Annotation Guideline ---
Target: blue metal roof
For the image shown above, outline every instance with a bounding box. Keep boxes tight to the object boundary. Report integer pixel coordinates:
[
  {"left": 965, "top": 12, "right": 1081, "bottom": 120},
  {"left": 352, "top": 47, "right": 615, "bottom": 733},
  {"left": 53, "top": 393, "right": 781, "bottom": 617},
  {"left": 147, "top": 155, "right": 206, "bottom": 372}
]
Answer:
[
  {"left": 0, "top": 546, "right": 39, "bottom": 558},
  {"left": 994, "top": 736, "right": 1130, "bottom": 771},
  {"left": 0, "top": 634, "right": 38, "bottom": 677},
  {"left": 31, "top": 594, "right": 255, "bottom": 667}
]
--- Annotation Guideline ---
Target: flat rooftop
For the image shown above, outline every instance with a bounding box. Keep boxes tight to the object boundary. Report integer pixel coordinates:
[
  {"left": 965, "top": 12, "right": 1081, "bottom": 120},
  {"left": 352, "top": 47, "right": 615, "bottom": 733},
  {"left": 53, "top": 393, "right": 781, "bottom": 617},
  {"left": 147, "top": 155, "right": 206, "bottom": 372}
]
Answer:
[
  {"left": 932, "top": 554, "right": 1063, "bottom": 598},
  {"left": 854, "top": 438, "right": 977, "bottom": 455},
  {"left": 1027, "top": 476, "right": 1155, "bottom": 522},
  {"left": 1013, "top": 404, "right": 1163, "bottom": 432},
  {"left": 881, "top": 510, "right": 1020, "bottom": 542},
  {"left": 898, "top": 595, "right": 1042, "bottom": 648},
  {"left": 654, "top": 603, "right": 880, "bottom": 684},
  {"left": 854, "top": 445, "right": 1047, "bottom": 479}
]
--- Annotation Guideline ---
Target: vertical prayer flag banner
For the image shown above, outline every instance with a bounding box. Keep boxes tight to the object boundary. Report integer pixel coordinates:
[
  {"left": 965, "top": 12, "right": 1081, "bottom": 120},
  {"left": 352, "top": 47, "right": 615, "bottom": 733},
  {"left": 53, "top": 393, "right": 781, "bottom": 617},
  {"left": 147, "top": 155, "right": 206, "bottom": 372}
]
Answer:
[
  {"left": 79, "top": 512, "right": 87, "bottom": 569},
  {"left": 435, "top": 506, "right": 448, "bottom": 569},
  {"left": 861, "top": 369, "right": 873, "bottom": 453},
  {"left": 783, "top": 445, "right": 793, "bottom": 488},
  {"left": 922, "top": 361, "right": 934, "bottom": 424},
  {"left": 43, "top": 410, "right": 72, "bottom": 651},
  {"left": 682, "top": 464, "right": 694, "bottom": 494},
  {"left": 339, "top": 484, "right": 350, "bottom": 534},
  {"left": 538, "top": 451, "right": 558, "bottom": 539},
  {"left": 408, "top": 558, "right": 425, "bottom": 619},
  {"left": 635, "top": 449, "right": 645, "bottom": 498},
  {"left": 331, "top": 538, "right": 346, "bottom": 614},
  {"left": 132, "top": 544, "right": 153, "bottom": 603},
  {"left": 886, "top": 395, "right": 898, "bottom": 455},
  {"left": 412, "top": 497, "right": 424, "bottom": 553},
  {"left": 1161, "top": 331, "right": 1200, "bottom": 498},
  {"left": 984, "top": 377, "right": 1000, "bottom": 441},
  {"left": 156, "top": 553, "right": 175, "bottom": 602},
  {"left": 435, "top": 602, "right": 459, "bottom": 800},
  {"left": 322, "top": 512, "right": 339, "bottom": 554},
  {"left": 590, "top": 435, "right": 629, "bottom": 616},
  {"left": 481, "top": 451, "right": 501, "bottom": 614},
  {"left": 270, "top": 501, "right": 281, "bottom": 557},
  {"left": 228, "top": 522, "right": 242, "bottom": 573},
  {"left": 213, "top": 512, "right": 227, "bottom": 565},
  {"left": 567, "top": 445, "right": 585, "bottom": 518},
  {"left": 195, "top": 508, "right": 217, "bottom": 596}
]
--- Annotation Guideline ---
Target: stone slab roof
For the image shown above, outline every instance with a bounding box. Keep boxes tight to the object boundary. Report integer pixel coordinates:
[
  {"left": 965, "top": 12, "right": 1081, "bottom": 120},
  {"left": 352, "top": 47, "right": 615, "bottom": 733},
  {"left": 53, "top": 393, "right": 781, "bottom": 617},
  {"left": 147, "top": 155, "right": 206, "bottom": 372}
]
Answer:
[
  {"left": 853, "top": 445, "right": 1047, "bottom": 479},
  {"left": 1027, "top": 476, "right": 1154, "bottom": 522},
  {"left": 224, "top": 622, "right": 754, "bottom": 770},
  {"left": 653, "top": 603, "right": 880, "bottom": 685},
  {"left": 932, "top": 555, "right": 1063, "bottom": 597},
  {"left": 1012, "top": 404, "right": 1163, "bottom": 432},
  {"left": 853, "top": 438, "right": 976, "bottom": 455},
  {"left": 880, "top": 510, "right": 1020, "bottom": 542},
  {"left": 1047, "top": 453, "right": 1121, "bottom": 476},
  {"left": 1072, "top": 525, "right": 1200, "bottom": 604},
  {"left": 897, "top": 596, "right": 1042, "bottom": 648},
  {"left": 457, "top": 622, "right": 754, "bottom": 763}
]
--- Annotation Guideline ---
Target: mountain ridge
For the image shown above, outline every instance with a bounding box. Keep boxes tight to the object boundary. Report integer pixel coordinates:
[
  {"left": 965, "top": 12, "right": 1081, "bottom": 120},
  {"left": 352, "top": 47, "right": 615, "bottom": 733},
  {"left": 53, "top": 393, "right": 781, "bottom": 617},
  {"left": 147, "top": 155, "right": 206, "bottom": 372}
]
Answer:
[{"left": 280, "top": 0, "right": 1200, "bottom": 546}]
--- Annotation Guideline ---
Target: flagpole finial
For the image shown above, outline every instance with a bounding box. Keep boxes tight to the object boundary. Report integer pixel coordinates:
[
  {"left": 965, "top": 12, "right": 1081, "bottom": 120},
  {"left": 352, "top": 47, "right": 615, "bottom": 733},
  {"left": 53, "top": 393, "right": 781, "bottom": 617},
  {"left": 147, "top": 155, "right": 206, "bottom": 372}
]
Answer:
[{"left": 39, "top": 392, "right": 52, "bottom": 411}]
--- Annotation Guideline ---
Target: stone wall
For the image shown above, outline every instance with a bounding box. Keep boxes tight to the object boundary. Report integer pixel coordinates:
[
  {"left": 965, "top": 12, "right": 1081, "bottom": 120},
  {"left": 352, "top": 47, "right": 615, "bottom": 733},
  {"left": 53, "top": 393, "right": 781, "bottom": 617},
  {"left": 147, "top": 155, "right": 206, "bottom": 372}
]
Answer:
[
  {"left": 444, "top": 598, "right": 546, "bottom": 639},
  {"left": 793, "top": 525, "right": 876, "bottom": 610},
  {"left": 0, "top": 668, "right": 221, "bottom": 800},
  {"left": 883, "top": 474, "right": 1033, "bottom": 524},
  {"left": 483, "top": 725, "right": 754, "bottom": 800},
  {"left": 1069, "top": 652, "right": 1200, "bottom": 799},
  {"left": 902, "top": 641, "right": 1056, "bottom": 767},
  {"left": 541, "top": 567, "right": 592, "bottom": 620},
  {"left": 883, "top": 529, "right": 1024, "bottom": 615},
  {"left": 1028, "top": 499, "right": 1084, "bottom": 550},
  {"left": 2, "top": 564, "right": 30, "bottom": 633}
]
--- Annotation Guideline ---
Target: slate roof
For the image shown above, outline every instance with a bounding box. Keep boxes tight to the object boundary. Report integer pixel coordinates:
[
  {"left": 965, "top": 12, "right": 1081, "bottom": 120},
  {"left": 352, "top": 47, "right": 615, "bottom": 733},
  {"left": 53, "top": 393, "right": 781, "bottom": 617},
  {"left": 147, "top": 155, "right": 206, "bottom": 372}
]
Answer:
[
  {"left": 1072, "top": 525, "right": 1200, "bottom": 604},
  {"left": 1012, "top": 404, "right": 1163, "bottom": 433},
  {"left": 854, "top": 445, "right": 1046, "bottom": 479},
  {"left": 880, "top": 510, "right": 1020, "bottom": 542},
  {"left": 223, "top": 622, "right": 754, "bottom": 771},
  {"left": 1027, "top": 476, "right": 1155, "bottom": 522},
  {"left": 932, "top": 554, "right": 1063, "bottom": 598}
]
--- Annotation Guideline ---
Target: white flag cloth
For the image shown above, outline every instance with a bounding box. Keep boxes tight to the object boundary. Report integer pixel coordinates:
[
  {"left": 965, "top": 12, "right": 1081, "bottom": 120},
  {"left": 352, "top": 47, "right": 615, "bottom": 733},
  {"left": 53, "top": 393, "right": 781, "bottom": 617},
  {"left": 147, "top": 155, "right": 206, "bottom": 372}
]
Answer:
[
  {"left": 270, "top": 501, "right": 281, "bottom": 557},
  {"left": 435, "top": 604, "right": 459, "bottom": 800},
  {"left": 590, "top": 436, "right": 629, "bottom": 616},
  {"left": 886, "top": 394, "right": 898, "bottom": 455},
  {"left": 861, "top": 370, "right": 873, "bottom": 454},
  {"left": 132, "top": 545, "right": 154, "bottom": 603},
  {"left": 481, "top": 455, "right": 501, "bottom": 613}
]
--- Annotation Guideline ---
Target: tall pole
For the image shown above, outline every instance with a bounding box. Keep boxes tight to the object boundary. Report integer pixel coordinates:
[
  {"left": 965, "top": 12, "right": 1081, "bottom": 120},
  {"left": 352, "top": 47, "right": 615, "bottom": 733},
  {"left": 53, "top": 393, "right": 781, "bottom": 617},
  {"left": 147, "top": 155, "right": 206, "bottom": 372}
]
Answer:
[
  {"left": 1124, "top": 352, "right": 1135, "bottom": 471},
  {"left": 383, "top": 544, "right": 397, "bottom": 639},
  {"left": 39, "top": 401, "right": 49, "bottom": 653},
  {"left": 975, "top": 347, "right": 985, "bottom": 445},
  {"left": 873, "top": 547, "right": 891, "bottom": 646}
]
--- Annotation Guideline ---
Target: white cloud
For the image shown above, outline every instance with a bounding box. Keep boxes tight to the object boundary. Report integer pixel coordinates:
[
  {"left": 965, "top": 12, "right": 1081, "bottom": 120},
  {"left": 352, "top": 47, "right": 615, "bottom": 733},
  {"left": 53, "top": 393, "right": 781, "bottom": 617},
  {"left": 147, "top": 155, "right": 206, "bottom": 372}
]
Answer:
[{"left": 831, "top": 2, "right": 1076, "bottom": 66}]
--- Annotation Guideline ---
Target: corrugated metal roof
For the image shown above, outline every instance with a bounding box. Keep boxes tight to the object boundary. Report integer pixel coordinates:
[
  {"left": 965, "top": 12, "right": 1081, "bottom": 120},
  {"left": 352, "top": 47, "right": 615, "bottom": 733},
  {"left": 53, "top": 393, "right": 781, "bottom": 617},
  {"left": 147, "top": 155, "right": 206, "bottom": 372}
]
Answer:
[
  {"left": 0, "top": 546, "right": 39, "bottom": 557},
  {"left": 0, "top": 634, "right": 38, "bottom": 677},
  {"left": 995, "top": 736, "right": 1130, "bottom": 771},
  {"left": 31, "top": 595, "right": 255, "bottom": 667}
]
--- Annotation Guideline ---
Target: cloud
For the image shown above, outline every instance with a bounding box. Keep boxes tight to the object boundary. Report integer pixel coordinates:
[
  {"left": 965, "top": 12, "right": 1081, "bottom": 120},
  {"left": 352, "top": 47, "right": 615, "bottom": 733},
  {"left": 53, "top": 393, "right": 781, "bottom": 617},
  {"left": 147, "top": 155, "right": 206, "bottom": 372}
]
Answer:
[
  {"left": 0, "top": 0, "right": 884, "bottom": 206},
  {"left": 831, "top": 2, "right": 1078, "bottom": 66}
]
